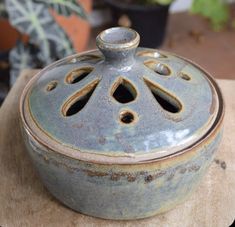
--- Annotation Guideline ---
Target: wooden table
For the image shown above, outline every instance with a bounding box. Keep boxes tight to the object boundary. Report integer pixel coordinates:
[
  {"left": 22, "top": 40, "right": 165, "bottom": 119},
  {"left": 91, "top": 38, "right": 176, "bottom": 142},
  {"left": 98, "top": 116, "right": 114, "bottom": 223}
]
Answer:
[{"left": 0, "top": 70, "right": 234, "bottom": 227}]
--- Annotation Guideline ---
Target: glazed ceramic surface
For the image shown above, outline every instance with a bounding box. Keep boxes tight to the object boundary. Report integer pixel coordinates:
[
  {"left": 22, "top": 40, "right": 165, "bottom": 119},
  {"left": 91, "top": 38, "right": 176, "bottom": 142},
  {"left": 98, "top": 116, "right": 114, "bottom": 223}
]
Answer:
[{"left": 20, "top": 27, "right": 224, "bottom": 220}]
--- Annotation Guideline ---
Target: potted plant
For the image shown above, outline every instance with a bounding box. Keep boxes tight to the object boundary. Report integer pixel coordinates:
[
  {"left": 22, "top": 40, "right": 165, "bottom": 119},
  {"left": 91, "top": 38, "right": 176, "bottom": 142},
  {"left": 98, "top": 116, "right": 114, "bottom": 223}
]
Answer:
[
  {"left": 190, "top": 0, "right": 232, "bottom": 31},
  {"left": 105, "top": 0, "right": 174, "bottom": 48},
  {"left": 106, "top": 0, "right": 234, "bottom": 48},
  {"left": 0, "top": 0, "right": 91, "bottom": 94}
]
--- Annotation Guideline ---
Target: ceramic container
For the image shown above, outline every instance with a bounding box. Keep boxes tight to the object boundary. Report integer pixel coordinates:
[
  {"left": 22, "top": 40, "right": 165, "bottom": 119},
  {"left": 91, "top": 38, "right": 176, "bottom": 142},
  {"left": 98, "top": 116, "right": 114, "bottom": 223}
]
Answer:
[{"left": 19, "top": 27, "right": 224, "bottom": 220}]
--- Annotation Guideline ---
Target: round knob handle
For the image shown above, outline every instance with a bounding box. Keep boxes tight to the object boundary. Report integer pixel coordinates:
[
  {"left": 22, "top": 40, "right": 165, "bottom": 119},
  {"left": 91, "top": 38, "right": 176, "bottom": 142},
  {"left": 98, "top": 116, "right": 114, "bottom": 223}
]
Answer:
[{"left": 96, "top": 27, "right": 140, "bottom": 65}]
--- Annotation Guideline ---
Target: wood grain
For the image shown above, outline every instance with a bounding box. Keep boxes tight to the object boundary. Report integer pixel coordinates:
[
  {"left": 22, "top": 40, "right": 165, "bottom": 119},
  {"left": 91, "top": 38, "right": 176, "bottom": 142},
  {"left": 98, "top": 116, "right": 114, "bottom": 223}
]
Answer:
[{"left": 0, "top": 70, "right": 234, "bottom": 227}]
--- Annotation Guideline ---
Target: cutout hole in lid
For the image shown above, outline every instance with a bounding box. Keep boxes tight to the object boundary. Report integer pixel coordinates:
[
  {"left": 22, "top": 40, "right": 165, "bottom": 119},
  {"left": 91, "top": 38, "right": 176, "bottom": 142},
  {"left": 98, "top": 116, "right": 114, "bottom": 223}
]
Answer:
[
  {"left": 112, "top": 78, "right": 137, "bottom": 103},
  {"left": 66, "top": 67, "right": 93, "bottom": 84},
  {"left": 144, "top": 79, "right": 182, "bottom": 113},
  {"left": 46, "top": 81, "right": 58, "bottom": 91},
  {"left": 62, "top": 80, "right": 99, "bottom": 117},
  {"left": 180, "top": 72, "right": 191, "bottom": 81},
  {"left": 137, "top": 50, "right": 167, "bottom": 58},
  {"left": 120, "top": 111, "right": 135, "bottom": 124},
  {"left": 69, "top": 54, "right": 102, "bottom": 64},
  {"left": 144, "top": 60, "right": 171, "bottom": 76}
]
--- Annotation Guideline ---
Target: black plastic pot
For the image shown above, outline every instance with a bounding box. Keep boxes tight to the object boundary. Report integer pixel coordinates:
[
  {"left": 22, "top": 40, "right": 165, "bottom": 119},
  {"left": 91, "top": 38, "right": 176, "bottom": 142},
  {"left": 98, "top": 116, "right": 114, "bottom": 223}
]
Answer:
[{"left": 106, "top": 0, "right": 170, "bottom": 48}]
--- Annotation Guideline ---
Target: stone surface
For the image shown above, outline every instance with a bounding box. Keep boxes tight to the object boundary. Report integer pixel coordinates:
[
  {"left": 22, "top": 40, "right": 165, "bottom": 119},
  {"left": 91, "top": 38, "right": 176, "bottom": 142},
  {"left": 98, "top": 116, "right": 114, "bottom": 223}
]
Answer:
[{"left": 0, "top": 70, "right": 234, "bottom": 226}]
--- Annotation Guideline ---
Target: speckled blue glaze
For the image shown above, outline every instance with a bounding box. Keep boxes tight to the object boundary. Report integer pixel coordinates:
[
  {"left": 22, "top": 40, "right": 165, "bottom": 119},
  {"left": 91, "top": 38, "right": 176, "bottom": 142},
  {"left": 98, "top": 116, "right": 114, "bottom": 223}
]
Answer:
[
  {"left": 20, "top": 27, "right": 224, "bottom": 219},
  {"left": 27, "top": 28, "right": 219, "bottom": 157},
  {"left": 22, "top": 126, "right": 223, "bottom": 219}
]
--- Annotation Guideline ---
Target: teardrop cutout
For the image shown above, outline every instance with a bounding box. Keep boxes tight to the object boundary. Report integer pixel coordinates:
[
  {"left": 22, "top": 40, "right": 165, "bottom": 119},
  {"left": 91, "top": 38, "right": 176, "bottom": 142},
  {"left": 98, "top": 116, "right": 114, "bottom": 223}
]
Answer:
[
  {"left": 179, "top": 72, "right": 191, "bottom": 81},
  {"left": 69, "top": 54, "right": 102, "bottom": 64},
  {"left": 144, "top": 60, "right": 171, "bottom": 76},
  {"left": 66, "top": 67, "right": 93, "bottom": 84},
  {"left": 46, "top": 81, "right": 58, "bottom": 92},
  {"left": 144, "top": 78, "right": 182, "bottom": 113},
  {"left": 112, "top": 78, "right": 137, "bottom": 103},
  {"left": 137, "top": 50, "right": 167, "bottom": 58},
  {"left": 62, "top": 80, "right": 99, "bottom": 117}
]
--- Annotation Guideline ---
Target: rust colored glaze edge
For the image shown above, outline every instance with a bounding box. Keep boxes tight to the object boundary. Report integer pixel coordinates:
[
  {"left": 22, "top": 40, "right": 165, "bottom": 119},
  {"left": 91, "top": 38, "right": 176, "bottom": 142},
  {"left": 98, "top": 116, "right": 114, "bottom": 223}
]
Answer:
[{"left": 19, "top": 50, "right": 225, "bottom": 165}]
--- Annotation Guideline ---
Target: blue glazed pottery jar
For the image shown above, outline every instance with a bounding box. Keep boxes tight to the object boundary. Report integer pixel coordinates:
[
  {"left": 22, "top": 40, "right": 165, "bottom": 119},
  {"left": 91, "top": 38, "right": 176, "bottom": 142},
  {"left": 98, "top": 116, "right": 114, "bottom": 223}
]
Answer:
[{"left": 20, "top": 27, "right": 224, "bottom": 220}]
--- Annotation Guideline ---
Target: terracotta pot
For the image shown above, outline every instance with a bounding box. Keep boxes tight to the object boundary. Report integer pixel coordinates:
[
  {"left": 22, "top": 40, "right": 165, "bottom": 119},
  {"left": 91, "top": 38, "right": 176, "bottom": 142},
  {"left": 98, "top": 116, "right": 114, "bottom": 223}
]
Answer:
[
  {"left": 0, "top": 0, "right": 91, "bottom": 53},
  {"left": 0, "top": 19, "right": 28, "bottom": 52},
  {"left": 52, "top": 0, "right": 92, "bottom": 52}
]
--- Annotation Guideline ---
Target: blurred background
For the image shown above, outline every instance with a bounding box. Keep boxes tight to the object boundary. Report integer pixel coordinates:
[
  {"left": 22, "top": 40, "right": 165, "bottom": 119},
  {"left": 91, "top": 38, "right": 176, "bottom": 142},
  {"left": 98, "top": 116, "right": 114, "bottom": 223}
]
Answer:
[{"left": 1, "top": 0, "right": 235, "bottom": 105}]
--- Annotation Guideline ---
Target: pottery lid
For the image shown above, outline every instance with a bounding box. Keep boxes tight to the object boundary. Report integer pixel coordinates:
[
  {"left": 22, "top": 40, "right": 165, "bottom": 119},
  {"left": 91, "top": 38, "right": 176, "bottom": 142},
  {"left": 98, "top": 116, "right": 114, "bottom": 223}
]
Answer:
[{"left": 20, "top": 27, "right": 223, "bottom": 164}]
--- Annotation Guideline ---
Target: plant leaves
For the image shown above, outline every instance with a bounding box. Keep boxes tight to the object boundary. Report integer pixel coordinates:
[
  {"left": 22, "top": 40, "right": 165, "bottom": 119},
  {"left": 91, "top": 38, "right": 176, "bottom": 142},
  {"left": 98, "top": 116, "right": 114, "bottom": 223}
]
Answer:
[
  {"left": 0, "top": 1, "right": 8, "bottom": 18},
  {"left": 191, "top": 0, "right": 229, "bottom": 31},
  {"left": 35, "top": 0, "right": 87, "bottom": 19},
  {"left": 232, "top": 19, "right": 235, "bottom": 29},
  {"left": 9, "top": 41, "right": 38, "bottom": 86},
  {"left": 5, "top": 0, "right": 75, "bottom": 65},
  {"left": 143, "top": 0, "right": 173, "bottom": 5}
]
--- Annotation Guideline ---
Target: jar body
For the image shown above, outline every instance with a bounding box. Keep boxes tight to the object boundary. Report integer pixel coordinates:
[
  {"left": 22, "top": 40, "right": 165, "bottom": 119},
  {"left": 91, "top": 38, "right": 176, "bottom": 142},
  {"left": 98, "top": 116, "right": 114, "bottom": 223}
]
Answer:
[{"left": 21, "top": 123, "right": 223, "bottom": 220}]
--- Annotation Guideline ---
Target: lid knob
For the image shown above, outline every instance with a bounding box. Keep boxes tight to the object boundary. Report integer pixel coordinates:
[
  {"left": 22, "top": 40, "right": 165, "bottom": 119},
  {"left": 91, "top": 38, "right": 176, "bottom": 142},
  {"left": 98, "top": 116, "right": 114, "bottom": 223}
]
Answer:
[{"left": 96, "top": 27, "right": 140, "bottom": 65}]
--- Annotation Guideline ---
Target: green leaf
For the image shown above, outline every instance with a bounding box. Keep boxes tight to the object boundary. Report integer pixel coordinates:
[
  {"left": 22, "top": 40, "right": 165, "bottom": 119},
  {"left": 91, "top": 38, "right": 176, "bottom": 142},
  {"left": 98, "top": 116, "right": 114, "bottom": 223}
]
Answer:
[
  {"left": 35, "top": 0, "right": 87, "bottom": 19},
  {"left": 232, "top": 19, "right": 235, "bottom": 29},
  {"left": 191, "top": 0, "right": 229, "bottom": 31},
  {"left": 5, "top": 0, "right": 74, "bottom": 64},
  {"left": 146, "top": 0, "right": 174, "bottom": 5},
  {"left": 9, "top": 41, "right": 38, "bottom": 85}
]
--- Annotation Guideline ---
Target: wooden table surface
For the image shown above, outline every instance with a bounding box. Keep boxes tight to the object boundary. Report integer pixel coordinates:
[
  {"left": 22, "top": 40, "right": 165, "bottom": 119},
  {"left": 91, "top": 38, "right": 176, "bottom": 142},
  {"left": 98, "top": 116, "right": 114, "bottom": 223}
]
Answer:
[{"left": 0, "top": 70, "right": 234, "bottom": 227}]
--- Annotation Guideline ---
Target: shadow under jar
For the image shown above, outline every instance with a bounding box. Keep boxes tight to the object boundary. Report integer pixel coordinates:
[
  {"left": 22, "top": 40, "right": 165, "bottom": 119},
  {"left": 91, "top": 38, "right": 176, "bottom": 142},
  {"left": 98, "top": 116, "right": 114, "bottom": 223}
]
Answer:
[{"left": 20, "top": 27, "right": 224, "bottom": 220}]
